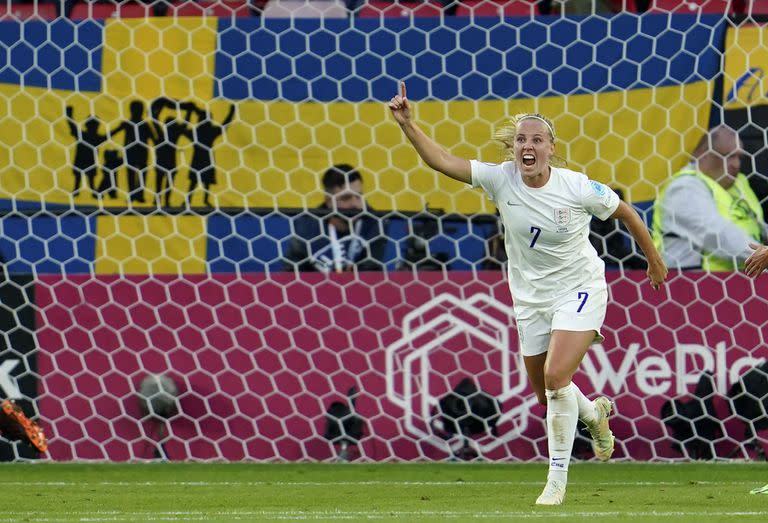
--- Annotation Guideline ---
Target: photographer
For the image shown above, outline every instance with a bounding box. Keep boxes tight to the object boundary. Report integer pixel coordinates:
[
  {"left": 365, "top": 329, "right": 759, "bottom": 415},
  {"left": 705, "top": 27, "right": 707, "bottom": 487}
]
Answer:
[{"left": 284, "top": 164, "right": 387, "bottom": 273}]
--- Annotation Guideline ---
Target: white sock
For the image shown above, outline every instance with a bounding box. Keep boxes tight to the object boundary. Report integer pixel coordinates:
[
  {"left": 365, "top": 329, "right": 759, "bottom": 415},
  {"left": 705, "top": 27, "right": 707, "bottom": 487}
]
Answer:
[
  {"left": 572, "top": 382, "right": 597, "bottom": 426},
  {"left": 545, "top": 383, "right": 579, "bottom": 484}
]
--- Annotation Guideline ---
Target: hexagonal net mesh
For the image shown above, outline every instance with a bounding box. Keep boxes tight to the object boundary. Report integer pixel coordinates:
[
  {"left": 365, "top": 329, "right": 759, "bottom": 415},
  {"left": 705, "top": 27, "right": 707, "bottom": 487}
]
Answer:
[{"left": 0, "top": 3, "right": 767, "bottom": 462}]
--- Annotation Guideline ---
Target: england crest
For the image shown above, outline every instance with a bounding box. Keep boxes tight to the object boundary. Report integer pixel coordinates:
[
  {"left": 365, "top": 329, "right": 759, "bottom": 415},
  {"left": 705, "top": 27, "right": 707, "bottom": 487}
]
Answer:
[{"left": 554, "top": 207, "right": 571, "bottom": 226}]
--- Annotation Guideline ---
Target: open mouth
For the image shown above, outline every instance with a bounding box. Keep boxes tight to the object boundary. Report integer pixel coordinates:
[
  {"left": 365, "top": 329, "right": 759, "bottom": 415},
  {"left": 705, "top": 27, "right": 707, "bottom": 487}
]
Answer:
[{"left": 522, "top": 154, "right": 536, "bottom": 167}]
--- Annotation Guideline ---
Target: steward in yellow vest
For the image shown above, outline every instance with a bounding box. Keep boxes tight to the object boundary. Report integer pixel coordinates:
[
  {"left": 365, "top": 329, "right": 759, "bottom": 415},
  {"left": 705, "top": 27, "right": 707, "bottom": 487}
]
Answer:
[{"left": 651, "top": 126, "right": 765, "bottom": 271}]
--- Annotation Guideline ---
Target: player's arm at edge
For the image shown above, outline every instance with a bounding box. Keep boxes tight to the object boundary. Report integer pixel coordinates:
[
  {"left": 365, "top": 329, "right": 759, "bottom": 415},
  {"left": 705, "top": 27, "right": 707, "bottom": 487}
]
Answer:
[{"left": 611, "top": 200, "right": 668, "bottom": 289}]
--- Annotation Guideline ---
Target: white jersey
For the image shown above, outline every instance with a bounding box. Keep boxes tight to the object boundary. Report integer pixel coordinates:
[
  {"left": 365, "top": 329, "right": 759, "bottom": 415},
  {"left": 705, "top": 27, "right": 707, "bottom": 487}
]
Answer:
[{"left": 471, "top": 160, "right": 620, "bottom": 306}]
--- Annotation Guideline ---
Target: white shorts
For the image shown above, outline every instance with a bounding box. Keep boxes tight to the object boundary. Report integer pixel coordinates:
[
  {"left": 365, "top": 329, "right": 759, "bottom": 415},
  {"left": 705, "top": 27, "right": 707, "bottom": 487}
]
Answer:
[{"left": 514, "top": 285, "right": 608, "bottom": 357}]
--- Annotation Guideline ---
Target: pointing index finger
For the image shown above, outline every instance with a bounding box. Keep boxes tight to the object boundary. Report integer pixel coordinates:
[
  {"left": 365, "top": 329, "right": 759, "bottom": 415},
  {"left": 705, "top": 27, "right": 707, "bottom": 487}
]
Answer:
[{"left": 400, "top": 81, "right": 406, "bottom": 99}]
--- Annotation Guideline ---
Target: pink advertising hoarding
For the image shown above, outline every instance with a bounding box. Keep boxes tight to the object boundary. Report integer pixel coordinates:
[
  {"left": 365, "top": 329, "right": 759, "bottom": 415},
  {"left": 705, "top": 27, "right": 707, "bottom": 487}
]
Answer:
[{"left": 35, "top": 271, "right": 768, "bottom": 461}]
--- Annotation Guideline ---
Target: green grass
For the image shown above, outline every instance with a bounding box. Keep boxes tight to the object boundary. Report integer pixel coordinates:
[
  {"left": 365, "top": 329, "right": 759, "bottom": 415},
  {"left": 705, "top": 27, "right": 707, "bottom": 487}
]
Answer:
[{"left": 0, "top": 462, "right": 766, "bottom": 522}]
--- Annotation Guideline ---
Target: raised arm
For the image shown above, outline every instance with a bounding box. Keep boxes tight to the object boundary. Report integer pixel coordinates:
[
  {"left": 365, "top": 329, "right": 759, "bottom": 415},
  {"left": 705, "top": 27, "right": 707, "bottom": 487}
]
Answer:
[
  {"left": 611, "top": 200, "right": 668, "bottom": 289},
  {"left": 222, "top": 104, "right": 236, "bottom": 127},
  {"left": 65, "top": 106, "right": 78, "bottom": 136},
  {"left": 389, "top": 82, "right": 471, "bottom": 184}
]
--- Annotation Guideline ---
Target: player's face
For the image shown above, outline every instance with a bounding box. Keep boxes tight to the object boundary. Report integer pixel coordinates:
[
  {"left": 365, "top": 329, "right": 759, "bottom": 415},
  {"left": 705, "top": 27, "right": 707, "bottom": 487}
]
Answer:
[{"left": 514, "top": 119, "right": 555, "bottom": 179}]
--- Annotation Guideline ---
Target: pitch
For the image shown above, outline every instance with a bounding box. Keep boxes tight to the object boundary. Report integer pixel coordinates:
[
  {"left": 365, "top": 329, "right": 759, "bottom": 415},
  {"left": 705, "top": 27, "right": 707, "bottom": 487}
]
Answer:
[{"left": 0, "top": 462, "right": 766, "bottom": 522}]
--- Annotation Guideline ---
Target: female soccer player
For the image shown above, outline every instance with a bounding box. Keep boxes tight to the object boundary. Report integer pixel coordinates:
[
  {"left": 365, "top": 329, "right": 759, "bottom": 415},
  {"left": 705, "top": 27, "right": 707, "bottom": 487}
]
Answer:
[{"left": 389, "top": 82, "right": 668, "bottom": 505}]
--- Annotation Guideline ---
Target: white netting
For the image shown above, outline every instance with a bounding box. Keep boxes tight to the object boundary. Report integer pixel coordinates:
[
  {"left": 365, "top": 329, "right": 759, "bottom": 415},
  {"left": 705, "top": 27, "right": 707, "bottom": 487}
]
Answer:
[{"left": 0, "top": 1, "right": 766, "bottom": 462}]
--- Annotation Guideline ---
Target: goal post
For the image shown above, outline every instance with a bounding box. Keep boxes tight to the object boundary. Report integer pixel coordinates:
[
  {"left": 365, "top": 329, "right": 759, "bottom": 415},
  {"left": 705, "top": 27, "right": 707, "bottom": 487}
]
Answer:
[{"left": 0, "top": 4, "right": 766, "bottom": 461}]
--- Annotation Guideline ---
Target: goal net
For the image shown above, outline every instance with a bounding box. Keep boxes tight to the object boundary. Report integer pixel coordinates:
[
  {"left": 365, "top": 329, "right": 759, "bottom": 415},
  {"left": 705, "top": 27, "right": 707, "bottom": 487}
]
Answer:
[{"left": 0, "top": 1, "right": 767, "bottom": 462}]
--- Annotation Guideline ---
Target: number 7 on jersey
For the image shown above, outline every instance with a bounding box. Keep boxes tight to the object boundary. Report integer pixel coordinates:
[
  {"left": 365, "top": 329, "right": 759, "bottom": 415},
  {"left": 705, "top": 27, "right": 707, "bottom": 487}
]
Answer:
[{"left": 529, "top": 226, "right": 541, "bottom": 248}]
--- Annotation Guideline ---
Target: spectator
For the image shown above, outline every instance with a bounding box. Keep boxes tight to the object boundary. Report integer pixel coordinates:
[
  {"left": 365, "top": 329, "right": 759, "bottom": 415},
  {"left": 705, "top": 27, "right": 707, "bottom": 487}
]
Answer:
[
  {"left": 284, "top": 164, "right": 388, "bottom": 273},
  {"left": 652, "top": 125, "right": 767, "bottom": 271}
]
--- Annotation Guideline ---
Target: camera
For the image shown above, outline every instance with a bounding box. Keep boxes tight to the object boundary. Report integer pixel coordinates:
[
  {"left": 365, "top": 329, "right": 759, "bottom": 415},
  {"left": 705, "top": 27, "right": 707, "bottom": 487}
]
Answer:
[{"left": 399, "top": 211, "right": 449, "bottom": 271}]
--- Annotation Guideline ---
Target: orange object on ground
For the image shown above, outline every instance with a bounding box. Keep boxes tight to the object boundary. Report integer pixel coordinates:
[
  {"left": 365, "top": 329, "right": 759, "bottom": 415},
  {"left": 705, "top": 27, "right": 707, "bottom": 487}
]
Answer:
[{"left": 0, "top": 399, "right": 48, "bottom": 453}]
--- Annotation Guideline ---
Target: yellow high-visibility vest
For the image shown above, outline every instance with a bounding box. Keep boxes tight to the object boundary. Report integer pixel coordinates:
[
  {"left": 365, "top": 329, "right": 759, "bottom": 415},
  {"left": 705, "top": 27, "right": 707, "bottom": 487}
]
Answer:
[{"left": 652, "top": 169, "right": 763, "bottom": 271}]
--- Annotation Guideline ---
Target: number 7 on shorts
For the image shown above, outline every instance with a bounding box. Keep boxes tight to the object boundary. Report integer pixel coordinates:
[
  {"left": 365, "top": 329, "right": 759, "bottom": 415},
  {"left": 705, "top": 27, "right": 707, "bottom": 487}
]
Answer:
[{"left": 577, "top": 291, "right": 589, "bottom": 313}]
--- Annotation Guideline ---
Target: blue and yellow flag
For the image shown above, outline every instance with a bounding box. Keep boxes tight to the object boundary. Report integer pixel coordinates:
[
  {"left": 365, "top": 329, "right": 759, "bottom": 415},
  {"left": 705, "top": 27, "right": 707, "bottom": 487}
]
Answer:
[
  {"left": 723, "top": 23, "right": 768, "bottom": 110},
  {"left": 0, "top": 14, "right": 726, "bottom": 273}
]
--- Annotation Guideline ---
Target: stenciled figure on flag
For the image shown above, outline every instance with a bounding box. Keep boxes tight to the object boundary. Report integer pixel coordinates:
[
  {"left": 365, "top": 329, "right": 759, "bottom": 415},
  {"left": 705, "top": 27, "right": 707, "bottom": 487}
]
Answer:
[{"left": 389, "top": 81, "right": 668, "bottom": 505}]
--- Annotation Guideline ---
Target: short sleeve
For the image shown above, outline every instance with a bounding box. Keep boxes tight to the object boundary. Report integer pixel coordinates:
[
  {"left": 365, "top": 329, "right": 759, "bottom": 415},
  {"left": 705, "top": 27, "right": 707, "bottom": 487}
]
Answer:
[
  {"left": 582, "top": 178, "right": 620, "bottom": 220},
  {"left": 470, "top": 160, "right": 503, "bottom": 203}
]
